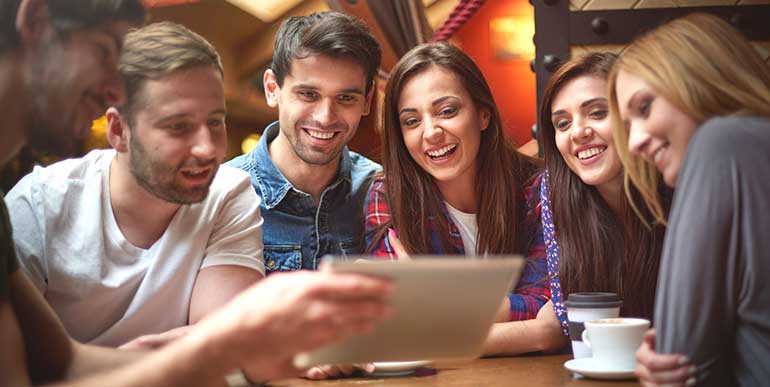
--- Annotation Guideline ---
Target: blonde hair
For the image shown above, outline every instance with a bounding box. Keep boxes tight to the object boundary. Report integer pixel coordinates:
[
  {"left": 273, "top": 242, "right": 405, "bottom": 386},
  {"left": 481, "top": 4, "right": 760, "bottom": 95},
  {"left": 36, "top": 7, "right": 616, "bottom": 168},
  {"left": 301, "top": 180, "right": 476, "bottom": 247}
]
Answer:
[{"left": 608, "top": 13, "right": 770, "bottom": 224}]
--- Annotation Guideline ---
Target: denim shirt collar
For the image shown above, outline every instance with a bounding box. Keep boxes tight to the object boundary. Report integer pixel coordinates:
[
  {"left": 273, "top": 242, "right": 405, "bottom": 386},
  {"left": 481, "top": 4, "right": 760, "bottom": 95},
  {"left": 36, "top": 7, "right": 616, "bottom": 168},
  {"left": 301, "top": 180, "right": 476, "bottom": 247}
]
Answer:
[{"left": 250, "top": 121, "right": 353, "bottom": 209}]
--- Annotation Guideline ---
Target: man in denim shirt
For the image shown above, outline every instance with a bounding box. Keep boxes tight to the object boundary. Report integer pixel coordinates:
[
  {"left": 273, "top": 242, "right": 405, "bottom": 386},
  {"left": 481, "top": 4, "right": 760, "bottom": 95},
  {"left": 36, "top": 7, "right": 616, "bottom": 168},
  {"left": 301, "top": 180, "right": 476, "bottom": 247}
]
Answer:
[{"left": 227, "top": 12, "right": 381, "bottom": 273}]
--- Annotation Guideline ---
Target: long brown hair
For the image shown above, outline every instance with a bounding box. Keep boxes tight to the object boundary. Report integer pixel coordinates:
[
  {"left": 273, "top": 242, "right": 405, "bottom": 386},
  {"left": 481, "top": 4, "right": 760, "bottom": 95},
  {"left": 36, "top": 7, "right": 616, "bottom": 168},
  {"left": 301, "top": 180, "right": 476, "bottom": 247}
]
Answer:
[
  {"left": 608, "top": 13, "right": 770, "bottom": 225},
  {"left": 373, "top": 42, "right": 536, "bottom": 255},
  {"left": 540, "top": 52, "right": 668, "bottom": 318}
]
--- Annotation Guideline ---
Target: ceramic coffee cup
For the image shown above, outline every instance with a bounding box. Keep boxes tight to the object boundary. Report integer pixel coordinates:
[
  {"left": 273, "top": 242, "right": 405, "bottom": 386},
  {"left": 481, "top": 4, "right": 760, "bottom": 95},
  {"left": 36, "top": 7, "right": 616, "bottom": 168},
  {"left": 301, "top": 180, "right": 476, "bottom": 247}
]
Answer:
[
  {"left": 582, "top": 318, "right": 650, "bottom": 370},
  {"left": 565, "top": 292, "right": 622, "bottom": 358}
]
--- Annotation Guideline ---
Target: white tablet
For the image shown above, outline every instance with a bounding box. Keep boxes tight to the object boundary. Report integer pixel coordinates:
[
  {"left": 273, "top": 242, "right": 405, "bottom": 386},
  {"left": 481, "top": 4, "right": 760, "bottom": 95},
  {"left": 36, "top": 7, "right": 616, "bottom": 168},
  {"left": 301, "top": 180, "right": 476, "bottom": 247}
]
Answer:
[{"left": 293, "top": 257, "right": 525, "bottom": 368}]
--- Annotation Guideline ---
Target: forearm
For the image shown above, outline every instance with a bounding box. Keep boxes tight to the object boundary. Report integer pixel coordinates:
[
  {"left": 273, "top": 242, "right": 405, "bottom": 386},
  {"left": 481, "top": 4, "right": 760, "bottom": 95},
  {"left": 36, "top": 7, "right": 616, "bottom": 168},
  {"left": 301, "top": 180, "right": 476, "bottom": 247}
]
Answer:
[
  {"left": 508, "top": 259, "right": 550, "bottom": 321},
  {"left": 49, "top": 331, "right": 230, "bottom": 387},
  {"left": 66, "top": 341, "right": 146, "bottom": 380},
  {"left": 482, "top": 315, "right": 567, "bottom": 356},
  {"left": 189, "top": 265, "right": 263, "bottom": 324}
]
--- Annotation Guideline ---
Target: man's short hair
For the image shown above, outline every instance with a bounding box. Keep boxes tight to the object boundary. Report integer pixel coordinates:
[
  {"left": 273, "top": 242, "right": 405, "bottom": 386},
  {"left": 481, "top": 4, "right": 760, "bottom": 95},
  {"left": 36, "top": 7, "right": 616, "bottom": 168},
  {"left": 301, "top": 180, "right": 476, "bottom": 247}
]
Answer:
[
  {"left": 271, "top": 11, "right": 382, "bottom": 94},
  {"left": 0, "top": 0, "right": 146, "bottom": 53},
  {"left": 118, "top": 21, "right": 223, "bottom": 123}
]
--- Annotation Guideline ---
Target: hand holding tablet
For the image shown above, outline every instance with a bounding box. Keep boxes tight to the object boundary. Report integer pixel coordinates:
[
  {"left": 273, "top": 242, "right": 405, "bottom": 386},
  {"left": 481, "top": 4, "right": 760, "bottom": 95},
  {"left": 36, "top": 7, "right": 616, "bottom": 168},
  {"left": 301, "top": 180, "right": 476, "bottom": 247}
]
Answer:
[{"left": 293, "top": 257, "right": 524, "bottom": 369}]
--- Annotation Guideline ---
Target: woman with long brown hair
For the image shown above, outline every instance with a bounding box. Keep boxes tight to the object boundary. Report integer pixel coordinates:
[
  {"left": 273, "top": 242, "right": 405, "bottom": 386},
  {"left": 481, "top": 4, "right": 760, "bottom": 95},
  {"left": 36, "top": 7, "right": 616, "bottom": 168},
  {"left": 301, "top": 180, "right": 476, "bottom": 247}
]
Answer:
[
  {"left": 609, "top": 13, "right": 770, "bottom": 387},
  {"left": 364, "top": 42, "right": 555, "bottom": 355},
  {"left": 539, "top": 52, "right": 668, "bottom": 339}
]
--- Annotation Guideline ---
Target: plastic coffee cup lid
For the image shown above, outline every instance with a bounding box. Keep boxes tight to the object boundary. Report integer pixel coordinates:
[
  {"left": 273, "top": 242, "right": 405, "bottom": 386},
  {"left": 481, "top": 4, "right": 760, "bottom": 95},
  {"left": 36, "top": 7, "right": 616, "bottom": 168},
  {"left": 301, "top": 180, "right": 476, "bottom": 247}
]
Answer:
[{"left": 564, "top": 292, "right": 622, "bottom": 308}]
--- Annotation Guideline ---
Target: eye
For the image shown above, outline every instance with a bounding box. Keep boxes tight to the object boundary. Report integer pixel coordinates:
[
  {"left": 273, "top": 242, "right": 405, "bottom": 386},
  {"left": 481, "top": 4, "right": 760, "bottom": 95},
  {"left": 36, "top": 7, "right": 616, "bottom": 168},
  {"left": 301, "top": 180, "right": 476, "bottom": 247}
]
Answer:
[
  {"left": 638, "top": 97, "right": 653, "bottom": 117},
  {"left": 337, "top": 94, "right": 357, "bottom": 104},
  {"left": 553, "top": 118, "right": 571, "bottom": 131},
  {"left": 401, "top": 116, "right": 420, "bottom": 128},
  {"left": 438, "top": 106, "right": 457, "bottom": 117},
  {"left": 169, "top": 122, "right": 192, "bottom": 132},
  {"left": 297, "top": 90, "right": 319, "bottom": 101},
  {"left": 208, "top": 118, "right": 225, "bottom": 129},
  {"left": 589, "top": 109, "right": 608, "bottom": 120}
]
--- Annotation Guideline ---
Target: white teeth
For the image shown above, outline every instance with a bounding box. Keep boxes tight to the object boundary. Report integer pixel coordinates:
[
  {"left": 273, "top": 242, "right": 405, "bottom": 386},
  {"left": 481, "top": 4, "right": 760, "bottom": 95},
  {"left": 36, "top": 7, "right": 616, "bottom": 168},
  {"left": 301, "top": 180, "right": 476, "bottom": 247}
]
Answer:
[
  {"left": 184, "top": 169, "right": 207, "bottom": 176},
  {"left": 577, "top": 147, "right": 605, "bottom": 160},
  {"left": 426, "top": 144, "right": 457, "bottom": 157},
  {"left": 654, "top": 147, "right": 665, "bottom": 164},
  {"left": 306, "top": 129, "right": 334, "bottom": 139}
]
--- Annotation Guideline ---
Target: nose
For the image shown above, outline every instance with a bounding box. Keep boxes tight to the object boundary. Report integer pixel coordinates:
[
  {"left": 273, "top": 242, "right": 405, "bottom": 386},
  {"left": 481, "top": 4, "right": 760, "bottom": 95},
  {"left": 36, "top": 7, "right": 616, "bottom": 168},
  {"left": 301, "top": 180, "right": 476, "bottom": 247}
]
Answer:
[
  {"left": 313, "top": 97, "right": 338, "bottom": 127},
  {"left": 422, "top": 117, "right": 443, "bottom": 143},
  {"left": 191, "top": 125, "right": 219, "bottom": 161},
  {"left": 627, "top": 122, "right": 653, "bottom": 159},
  {"left": 570, "top": 117, "right": 592, "bottom": 143},
  {"left": 101, "top": 49, "right": 126, "bottom": 107}
]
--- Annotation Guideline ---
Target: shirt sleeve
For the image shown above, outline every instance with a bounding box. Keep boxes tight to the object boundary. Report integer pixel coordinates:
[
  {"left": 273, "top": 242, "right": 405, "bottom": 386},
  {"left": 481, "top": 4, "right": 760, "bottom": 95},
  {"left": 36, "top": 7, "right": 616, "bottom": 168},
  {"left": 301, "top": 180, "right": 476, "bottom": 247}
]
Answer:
[
  {"left": 200, "top": 170, "right": 265, "bottom": 275},
  {"left": 1, "top": 198, "right": 19, "bottom": 300},
  {"left": 507, "top": 176, "right": 551, "bottom": 321},
  {"left": 4, "top": 170, "right": 47, "bottom": 293},
  {"left": 364, "top": 178, "right": 396, "bottom": 259},
  {"left": 654, "top": 121, "right": 750, "bottom": 386}
]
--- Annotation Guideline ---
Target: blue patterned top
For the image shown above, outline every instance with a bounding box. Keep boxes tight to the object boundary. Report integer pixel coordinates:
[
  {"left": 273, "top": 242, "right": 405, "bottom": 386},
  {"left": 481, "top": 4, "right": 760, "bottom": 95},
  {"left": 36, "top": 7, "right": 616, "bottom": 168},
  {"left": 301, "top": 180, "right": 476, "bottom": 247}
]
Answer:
[{"left": 539, "top": 170, "right": 569, "bottom": 336}]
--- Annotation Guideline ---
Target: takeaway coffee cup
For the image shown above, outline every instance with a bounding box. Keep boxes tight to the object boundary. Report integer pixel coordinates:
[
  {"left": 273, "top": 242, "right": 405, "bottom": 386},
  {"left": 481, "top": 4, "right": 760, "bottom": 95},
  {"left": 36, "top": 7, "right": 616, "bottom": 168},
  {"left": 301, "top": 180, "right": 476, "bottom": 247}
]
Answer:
[
  {"left": 564, "top": 292, "right": 622, "bottom": 359},
  {"left": 582, "top": 318, "right": 650, "bottom": 370}
]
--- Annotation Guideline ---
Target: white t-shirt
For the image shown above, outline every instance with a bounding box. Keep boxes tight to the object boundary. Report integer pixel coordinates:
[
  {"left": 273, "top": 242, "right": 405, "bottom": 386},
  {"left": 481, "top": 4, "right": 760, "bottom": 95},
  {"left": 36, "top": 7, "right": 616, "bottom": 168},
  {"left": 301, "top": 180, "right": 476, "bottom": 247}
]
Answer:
[
  {"left": 444, "top": 202, "right": 478, "bottom": 257},
  {"left": 6, "top": 149, "right": 264, "bottom": 346}
]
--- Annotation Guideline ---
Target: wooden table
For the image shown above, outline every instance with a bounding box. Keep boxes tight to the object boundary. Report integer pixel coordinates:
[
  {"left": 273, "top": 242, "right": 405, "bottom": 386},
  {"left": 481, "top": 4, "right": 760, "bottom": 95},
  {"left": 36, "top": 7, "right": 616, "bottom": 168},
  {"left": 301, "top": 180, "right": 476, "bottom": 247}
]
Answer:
[{"left": 269, "top": 355, "right": 639, "bottom": 386}]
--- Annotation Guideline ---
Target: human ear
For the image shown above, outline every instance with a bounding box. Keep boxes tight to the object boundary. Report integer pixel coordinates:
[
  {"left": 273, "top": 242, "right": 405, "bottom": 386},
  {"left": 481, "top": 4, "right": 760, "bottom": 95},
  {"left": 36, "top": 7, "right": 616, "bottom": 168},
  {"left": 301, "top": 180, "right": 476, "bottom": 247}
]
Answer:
[
  {"left": 263, "top": 69, "right": 281, "bottom": 108},
  {"left": 105, "top": 107, "right": 129, "bottom": 153},
  {"left": 16, "top": 0, "right": 50, "bottom": 47}
]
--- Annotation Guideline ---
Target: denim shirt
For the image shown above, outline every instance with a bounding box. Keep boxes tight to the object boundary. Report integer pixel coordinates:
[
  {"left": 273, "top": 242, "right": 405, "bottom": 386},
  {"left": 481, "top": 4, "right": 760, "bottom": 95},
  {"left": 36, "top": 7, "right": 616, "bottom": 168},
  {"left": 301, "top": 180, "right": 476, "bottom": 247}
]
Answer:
[{"left": 226, "top": 121, "right": 381, "bottom": 273}]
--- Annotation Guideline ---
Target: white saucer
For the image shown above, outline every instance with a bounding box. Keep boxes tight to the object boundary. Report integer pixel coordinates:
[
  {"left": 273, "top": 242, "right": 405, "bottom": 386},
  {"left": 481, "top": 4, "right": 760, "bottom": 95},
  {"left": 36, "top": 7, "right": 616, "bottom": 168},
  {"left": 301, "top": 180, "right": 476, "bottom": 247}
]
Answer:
[
  {"left": 371, "top": 361, "right": 432, "bottom": 377},
  {"left": 564, "top": 358, "right": 636, "bottom": 380}
]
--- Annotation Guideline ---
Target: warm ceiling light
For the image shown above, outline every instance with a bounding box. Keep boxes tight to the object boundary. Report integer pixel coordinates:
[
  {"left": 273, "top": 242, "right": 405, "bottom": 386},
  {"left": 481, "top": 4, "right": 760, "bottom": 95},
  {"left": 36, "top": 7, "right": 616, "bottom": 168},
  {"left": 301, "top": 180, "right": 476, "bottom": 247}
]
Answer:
[{"left": 226, "top": 0, "right": 305, "bottom": 23}]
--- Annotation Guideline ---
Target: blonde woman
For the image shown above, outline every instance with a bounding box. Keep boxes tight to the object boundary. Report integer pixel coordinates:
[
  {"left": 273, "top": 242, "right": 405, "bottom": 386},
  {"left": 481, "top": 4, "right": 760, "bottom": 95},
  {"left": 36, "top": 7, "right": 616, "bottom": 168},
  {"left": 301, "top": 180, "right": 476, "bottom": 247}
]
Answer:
[{"left": 609, "top": 13, "right": 770, "bottom": 387}]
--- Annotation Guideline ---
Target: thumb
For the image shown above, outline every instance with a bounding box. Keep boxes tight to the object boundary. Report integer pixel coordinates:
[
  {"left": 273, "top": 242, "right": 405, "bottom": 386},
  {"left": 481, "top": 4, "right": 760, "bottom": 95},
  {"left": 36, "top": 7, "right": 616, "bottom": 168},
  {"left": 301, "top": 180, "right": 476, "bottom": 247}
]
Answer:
[{"left": 388, "top": 228, "right": 410, "bottom": 260}]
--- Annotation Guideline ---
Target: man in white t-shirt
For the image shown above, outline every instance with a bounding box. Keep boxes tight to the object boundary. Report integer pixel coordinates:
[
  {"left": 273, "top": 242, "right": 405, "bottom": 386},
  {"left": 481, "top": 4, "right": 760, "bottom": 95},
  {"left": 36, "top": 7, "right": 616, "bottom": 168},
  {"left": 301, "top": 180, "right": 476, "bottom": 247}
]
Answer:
[{"left": 6, "top": 21, "right": 265, "bottom": 347}]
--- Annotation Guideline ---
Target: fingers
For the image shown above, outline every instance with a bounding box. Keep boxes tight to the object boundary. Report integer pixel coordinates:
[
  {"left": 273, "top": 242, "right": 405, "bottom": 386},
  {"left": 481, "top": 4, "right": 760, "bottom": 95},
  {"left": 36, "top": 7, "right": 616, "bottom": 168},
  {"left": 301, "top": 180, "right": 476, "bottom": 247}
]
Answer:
[
  {"left": 643, "top": 328, "right": 656, "bottom": 350},
  {"left": 388, "top": 228, "right": 410, "bottom": 260},
  {"left": 303, "top": 272, "right": 393, "bottom": 302},
  {"left": 635, "top": 363, "right": 695, "bottom": 386},
  {"left": 636, "top": 342, "right": 688, "bottom": 371},
  {"left": 635, "top": 330, "right": 694, "bottom": 386},
  {"left": 304, "top": 364, "right": 357, "bottom": 380}
]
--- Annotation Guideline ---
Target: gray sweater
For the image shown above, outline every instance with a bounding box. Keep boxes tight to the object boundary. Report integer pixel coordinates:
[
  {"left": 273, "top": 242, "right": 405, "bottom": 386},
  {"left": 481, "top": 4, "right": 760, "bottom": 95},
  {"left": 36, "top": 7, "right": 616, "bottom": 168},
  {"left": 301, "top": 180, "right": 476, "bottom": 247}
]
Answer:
[{"left": 655, "top": 116, "right": 770, "bottom": 386}]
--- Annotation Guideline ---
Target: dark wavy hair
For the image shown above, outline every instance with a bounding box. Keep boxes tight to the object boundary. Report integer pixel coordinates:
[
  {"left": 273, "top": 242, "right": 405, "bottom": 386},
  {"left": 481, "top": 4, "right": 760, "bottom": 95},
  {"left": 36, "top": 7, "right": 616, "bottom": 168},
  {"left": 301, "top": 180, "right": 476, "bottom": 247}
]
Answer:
[
  {"left": 540, "top": 52, "right": 669, "bottom": 318},
  {"left": 371, "top": 42, "right": 537, "bottom": 256},
  {"left": 271, "top": 11, "right": 381, "bottom": 95}
]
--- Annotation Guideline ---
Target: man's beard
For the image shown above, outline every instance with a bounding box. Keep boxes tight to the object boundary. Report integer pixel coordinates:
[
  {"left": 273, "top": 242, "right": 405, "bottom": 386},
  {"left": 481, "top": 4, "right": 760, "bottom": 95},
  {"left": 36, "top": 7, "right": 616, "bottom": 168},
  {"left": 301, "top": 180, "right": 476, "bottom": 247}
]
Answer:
[{"left": 128, "top": 132, "right": 216, "bottom": 205}]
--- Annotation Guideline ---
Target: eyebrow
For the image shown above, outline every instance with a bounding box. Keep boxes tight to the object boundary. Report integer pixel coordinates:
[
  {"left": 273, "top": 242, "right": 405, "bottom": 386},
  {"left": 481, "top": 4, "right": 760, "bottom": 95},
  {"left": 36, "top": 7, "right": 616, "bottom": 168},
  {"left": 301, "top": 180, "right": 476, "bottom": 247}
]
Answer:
[
  {"left": 292, "top": 84, "right": 364, "bottom": 95},
  {"left": 626, "top": 90, "right": 647, "bottom": 111},
  {"left": 398, "top": 95, "right": 459, "bottom": 115},
  {"left": 551, "top": 97, "right": 607, "bottom": 118},
  {"left": 155, "top": 109, "right": 227, "bottom": 124}
]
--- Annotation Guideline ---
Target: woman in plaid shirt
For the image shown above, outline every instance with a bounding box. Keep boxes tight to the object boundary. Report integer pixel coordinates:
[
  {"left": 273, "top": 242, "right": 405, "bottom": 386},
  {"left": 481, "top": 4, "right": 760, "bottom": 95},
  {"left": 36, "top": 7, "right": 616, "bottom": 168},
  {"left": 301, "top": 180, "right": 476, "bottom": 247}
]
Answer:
[{"left": 364, "top": 42, "right": 556, "bottom": 356}]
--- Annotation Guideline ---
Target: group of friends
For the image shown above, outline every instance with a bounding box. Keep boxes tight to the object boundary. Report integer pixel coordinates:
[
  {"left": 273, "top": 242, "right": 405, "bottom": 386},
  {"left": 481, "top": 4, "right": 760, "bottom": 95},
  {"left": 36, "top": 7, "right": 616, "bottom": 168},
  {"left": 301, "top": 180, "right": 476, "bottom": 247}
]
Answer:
[{"left": 1, "top": 1, "right": 768, "bottom": 386}]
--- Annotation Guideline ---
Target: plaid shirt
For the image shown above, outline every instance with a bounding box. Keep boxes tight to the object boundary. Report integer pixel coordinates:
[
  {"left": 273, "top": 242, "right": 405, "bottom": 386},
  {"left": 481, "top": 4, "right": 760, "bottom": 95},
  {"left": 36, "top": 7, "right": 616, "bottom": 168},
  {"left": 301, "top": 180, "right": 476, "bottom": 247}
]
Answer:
[{"left": 364, "top": 175, "right": 550, "bottom": 321}]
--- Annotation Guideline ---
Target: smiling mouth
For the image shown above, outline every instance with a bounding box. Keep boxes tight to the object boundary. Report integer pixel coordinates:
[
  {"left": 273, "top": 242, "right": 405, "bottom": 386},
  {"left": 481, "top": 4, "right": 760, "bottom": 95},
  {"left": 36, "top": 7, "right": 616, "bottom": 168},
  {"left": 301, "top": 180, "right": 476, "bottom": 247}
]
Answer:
[
  {"left": 577, "top": 146, "right": 607, "bottom": 160},
  {"left": 425, "top": 144, "right": 458, "bottom": 161},
  {"left": 305, "top": 128, "right": 336, "bottom": 140},
  {"left": 181, "top": 167, "right": 212, "bottom": 181},
  {"left": 653, "top": 146, "right": 667, "bottom": 165}
]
